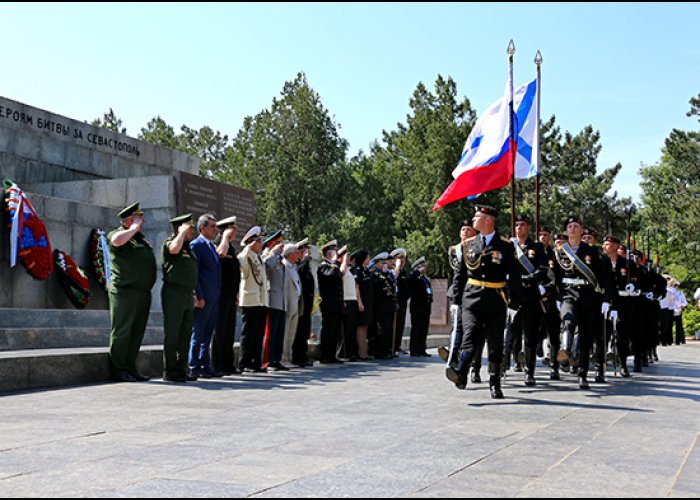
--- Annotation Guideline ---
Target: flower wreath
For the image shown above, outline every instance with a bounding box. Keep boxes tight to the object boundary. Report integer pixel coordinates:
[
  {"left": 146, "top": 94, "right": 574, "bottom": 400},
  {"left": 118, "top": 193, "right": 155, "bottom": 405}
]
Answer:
[
  {"left": 3, "top": 179, "right": 53, "bottom": 281},
  {"left": 89, "top": 228, "right": 112, "bottom": 290},
  {"left": 53, "top": 249, "right": 91, "bottom": 309}
]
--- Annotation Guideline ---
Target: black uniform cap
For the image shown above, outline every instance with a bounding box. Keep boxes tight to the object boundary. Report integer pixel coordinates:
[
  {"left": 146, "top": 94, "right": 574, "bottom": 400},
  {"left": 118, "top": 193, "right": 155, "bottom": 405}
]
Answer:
[
  {"left": 539, "top": 226, "right": 553, "bottom": 234},
  {"left": 515, "top": 213, "right": 531, "bottom": 224},
  {"left": 564, "top": 216, "right": 583, "bottom": 228},
  {"left": 475, "top": 205, "right": 498, "bottom": 217},
  {"left": 583, "top": 228, "right": 598, "bottom": 238},
  {"left": 603, "top": 235, "right": 621, "bottom": 245}
]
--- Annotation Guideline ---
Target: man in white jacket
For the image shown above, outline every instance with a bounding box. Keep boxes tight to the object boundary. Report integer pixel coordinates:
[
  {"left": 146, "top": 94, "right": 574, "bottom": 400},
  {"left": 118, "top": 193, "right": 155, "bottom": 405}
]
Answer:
[{"left": 238, "top": 227, "right": 269, "bottom": 373}]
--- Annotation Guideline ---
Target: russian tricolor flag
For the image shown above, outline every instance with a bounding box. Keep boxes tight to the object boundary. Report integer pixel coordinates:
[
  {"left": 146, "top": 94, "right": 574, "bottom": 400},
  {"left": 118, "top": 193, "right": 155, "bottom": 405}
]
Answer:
[{"left": 433, "top": 75, "right": 539, "bottom": 211}]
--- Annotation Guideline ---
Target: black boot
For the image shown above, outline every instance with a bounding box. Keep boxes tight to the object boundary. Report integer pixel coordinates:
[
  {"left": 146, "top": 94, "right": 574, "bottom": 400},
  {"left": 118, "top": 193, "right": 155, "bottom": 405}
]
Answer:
[
  {"left": 550, "top": 365, "right": 561, "bottom": 380},
  {"left": 578, "top": 374, "right": 590, "bottom": 389},
  {"left": 489, "top": 375, "right": 504, "bottom": 399},
  {"left": 525, "top": 348, "right": 536, "bottom": 387},
  {"left": 471, "top": 370, "right": 482, "bottom": 384},
  {"left": 446, "top": 351, "right": 471, "bottom": 390}
]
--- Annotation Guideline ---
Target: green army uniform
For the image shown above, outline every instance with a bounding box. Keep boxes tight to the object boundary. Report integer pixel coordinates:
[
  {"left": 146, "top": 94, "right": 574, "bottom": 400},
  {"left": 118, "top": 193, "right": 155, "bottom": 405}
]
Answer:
[
  {"left": 161, "top": 226, "right": 198, "bottom": 380},
  {"left": 108, "top": 217, "right": 157, "bottom": 379}
]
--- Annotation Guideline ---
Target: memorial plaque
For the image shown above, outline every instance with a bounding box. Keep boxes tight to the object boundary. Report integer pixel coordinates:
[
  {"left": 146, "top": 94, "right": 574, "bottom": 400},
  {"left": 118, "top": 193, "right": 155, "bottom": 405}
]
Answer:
[
  {"left": 176, "top": 171, "right": 256, "bottom": 237},
  {"left": 429, "top": 279, "right": 449, "bottom": 326}
]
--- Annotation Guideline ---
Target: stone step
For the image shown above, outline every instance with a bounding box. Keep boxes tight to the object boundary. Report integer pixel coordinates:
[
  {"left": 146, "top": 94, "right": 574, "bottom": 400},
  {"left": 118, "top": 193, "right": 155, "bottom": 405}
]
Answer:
[
  {"left": 0, "top": 309, "right": 163, "bottom": 329},
  {"left": 0, "top": 327, "right": 163, "bottom": 351},
  {"left": 0, "top": 346, "right": 164, "bottom": 393},
  {"left": 0, "top": 333, "right": 449, "bottom": 394}
]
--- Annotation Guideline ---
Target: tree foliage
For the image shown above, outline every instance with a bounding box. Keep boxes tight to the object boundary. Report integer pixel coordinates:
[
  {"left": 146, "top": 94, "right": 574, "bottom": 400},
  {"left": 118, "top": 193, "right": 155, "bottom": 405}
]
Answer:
[{"left": 91, "top": 108, "right": 126, "bottom": 134}]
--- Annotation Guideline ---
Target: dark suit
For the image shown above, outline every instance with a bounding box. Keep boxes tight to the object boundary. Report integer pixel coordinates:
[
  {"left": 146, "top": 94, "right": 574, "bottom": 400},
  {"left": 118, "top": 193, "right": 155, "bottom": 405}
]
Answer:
[
  {"left": 213, "top": 244, "right": 241, "bottom": 373},
  {"left": 189, "top": 235, "right": 222, "bottom": 373},
  {"left": 293, "top": 257, "right": 316, "bottom": 365}
]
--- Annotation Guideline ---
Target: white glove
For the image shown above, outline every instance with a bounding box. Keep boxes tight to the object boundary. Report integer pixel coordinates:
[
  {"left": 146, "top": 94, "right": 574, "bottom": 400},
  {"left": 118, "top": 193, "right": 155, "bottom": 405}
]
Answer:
[
  {"left": 450, "top": 304, "right": 460, "bottom": 314},
  {"left": 556, "top": 301, "right": 562, "bottom": 311},
  {"left": 539, "top": 285, "right": 546, "bottom": 296},
  {"left": 507, "top": 308, "right": 519, "bottom": 323},
  {"left": 609, "top": 310, "right": 619, "bottom": 322},
  {"left": 601, "top": 302, "right": 611, "bottom": 318}
]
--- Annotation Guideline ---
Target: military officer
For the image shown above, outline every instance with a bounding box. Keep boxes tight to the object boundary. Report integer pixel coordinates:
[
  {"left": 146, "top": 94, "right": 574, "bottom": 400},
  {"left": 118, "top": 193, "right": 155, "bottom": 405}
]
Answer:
[
  {"left": 553, "top": 216, "right": 614, "bottom": 389},
  {"left": 601, "top": 235, "right": 638, "bottom": 377},
  {"left": 370, "top": 252, "right": 397, "bottom": 360},
  {"left": 213, "top": 216, "right": 241, "bottom": 375},
  {"left": 583, "top": 227, "right": 609, "bottom": 380},
  {"left": 317, "top": 240, "right": 347, "bottom": 364},
  {"left": 292, "top": 239, "right": 316, "bottom": 368},
  {"left": 238, "top": 226, "right": 269, "bottom": 373},
  {"left": 445, "top": 205, "right": 524, "bottom": 399},
  {"left": 161, "top": 214, "right": 198, "bottom": 383},
  {"left": 408, "top": 256, "right": 433, "bottom": 357},
  {"left": 107, "top": 203, "right": 157, "bottom": 383},
  {"left": 391, "top": 248, "right": 411, "bottom": 356},
  {"left": 537, "top": 226, "right": 562, "bottom": 380},
  {"left": 504, "top": 214, "right": 549, "bottom": 387}
]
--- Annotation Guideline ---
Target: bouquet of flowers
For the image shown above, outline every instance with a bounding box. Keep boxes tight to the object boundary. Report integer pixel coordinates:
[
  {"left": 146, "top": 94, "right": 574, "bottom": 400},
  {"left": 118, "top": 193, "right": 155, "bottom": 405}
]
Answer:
[
  {"left": 89, "top": 228, "right": 112, "bottom": 290},
  {"left": 53, "top": 249, "right": 91, "bottom": 309},
  {"left": 3, "top": 180, "right": 53, "bottom": 281}
]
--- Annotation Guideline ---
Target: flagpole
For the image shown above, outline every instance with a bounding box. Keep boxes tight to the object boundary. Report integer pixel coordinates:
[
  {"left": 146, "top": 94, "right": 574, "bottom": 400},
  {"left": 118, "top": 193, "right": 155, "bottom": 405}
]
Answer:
[
  {"left": 508, "top": 40, "right": 516, "bottom": 237},
  {"left": 534, "top": 50, "right": 542, "bottom": 236}
]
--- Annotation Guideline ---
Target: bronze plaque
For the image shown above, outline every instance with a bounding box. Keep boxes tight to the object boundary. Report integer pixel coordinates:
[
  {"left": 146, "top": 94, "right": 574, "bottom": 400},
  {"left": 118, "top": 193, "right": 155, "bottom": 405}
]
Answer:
[
  {"left": 429, "top": 279, "right": 449, "bottom": 326},
  {"left": 176, "top": 171, "right": 256, "bottom": 237}
]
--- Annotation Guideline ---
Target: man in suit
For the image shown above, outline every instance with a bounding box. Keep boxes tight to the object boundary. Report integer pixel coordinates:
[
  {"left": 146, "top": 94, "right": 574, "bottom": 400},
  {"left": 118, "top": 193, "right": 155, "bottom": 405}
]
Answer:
[
  {"left": 189, "top": 214, "right": 222, "bottom": 379},
  {"left": 317, "top": 240, "right": 347, "bottom": 364},
  {"left": 282, "top": 243, "right": 303, "bottom": 366}
]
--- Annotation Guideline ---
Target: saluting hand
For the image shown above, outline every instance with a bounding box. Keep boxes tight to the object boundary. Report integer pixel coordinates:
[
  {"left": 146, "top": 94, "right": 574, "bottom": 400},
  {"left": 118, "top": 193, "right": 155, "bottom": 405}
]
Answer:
[
  {"left": 177, "top": 222, "right": 191, "bottom": 237},
  {"left": 129, "top": 216, "right": 144, "bottom": 233}
]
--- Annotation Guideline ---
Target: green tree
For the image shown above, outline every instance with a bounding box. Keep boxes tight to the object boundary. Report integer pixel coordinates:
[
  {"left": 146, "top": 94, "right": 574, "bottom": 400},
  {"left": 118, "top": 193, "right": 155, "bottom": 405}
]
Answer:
[
  {"left": 221, "top": 72, "right": 350, "bottom": 241},
  {"left": 91, "top": 108, "right": 126, "bottom": 134},
  {"left": 639, "top": 92, "right": 700, "bottom": 324},
  {"left": 138, "top": 116, "right": 178, "bottom": 149}
]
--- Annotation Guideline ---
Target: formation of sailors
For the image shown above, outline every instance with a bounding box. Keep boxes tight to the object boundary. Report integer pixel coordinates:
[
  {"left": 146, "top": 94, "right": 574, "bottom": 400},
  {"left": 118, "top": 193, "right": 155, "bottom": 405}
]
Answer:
[{"left": 441, "top": 205, "right": 688, "bottom": 399}]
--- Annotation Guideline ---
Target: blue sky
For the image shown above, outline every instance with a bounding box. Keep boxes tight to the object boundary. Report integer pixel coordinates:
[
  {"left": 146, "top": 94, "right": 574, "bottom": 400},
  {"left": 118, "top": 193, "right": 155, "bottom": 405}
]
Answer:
[{"left": 2, "top": 3, "right": 699, "bottom": 202}]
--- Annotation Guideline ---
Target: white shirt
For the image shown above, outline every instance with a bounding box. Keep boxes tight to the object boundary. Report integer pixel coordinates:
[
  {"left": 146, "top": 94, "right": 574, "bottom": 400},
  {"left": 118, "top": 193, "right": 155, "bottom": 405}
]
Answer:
[
  {"left": 482, "top": 231, "right": 496, "bottom": 247},
  {"left": 343, "top": 269, "right": 357, "bottom": 301},
  {"left": 694, "top": 287, "right": 700, "bottom": 301}
]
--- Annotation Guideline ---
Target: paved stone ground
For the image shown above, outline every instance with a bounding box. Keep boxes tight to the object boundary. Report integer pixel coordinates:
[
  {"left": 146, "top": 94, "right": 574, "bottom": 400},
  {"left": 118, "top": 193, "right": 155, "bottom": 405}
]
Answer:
[{"left": 1, "top": 342, "right": 699, "bottom": 498}]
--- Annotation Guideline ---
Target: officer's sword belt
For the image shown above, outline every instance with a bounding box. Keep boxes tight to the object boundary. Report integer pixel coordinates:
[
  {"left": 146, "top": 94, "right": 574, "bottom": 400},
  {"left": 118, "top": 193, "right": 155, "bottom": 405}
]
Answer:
[{"left": 467, "top": 279, "right": 506, "bottom": 289}]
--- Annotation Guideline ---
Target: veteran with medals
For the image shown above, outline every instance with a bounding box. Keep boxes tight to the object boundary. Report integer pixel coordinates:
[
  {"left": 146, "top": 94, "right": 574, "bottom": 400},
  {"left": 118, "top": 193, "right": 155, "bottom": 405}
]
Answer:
[
  {"left": 107, "top": 203, "right": 157, "bottom": 383},
  {"left": 445, "top": 205, "right": 523, "bottom": 399}
]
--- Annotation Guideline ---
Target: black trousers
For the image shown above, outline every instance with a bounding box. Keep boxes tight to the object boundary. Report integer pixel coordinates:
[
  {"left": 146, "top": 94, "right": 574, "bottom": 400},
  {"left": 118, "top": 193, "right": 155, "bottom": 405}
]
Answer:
[
  {"left": 643, "top": 301, "right": 661, "bottom": 352},
  {"left": 239, "top": 306, "right": 267, "bottom": 370},
  {"left": 410, "top": 312, "right": 430, "bottom": 355},
  {"left": 517, "top": 302, "right": 543, "bottom": 374},
  {"left": 561, "top": 299, "right": 597, "bottom": 377},
  {"left": 340, "top": 301, "right": 359, "bottom": 359},
  {"left": 459, "top": 303, "right": 507, "bottom": 378},
  {"left": 674, "top": 314, "right": 686, "bottom": 345},
  {"left": 660, "top": 309, "right": 674, "bottom": 346},
  {"left": 394, "top": 303, "right": 408, "bottom": 352},
  {"left": 212, "top": 290, "right": 238, "bottom": 372},
  {"left": 540, "top": 297, "right": 561, "bottom": 368},
  {"left": 373, "top": 311, "right": 394, "bottom": 359},
  {"left": 320, "top": 307, "right": 342, "bottom": 362},
  {"left": 292, "top": 310, "right": 312, "bottom": 365},
  {"left": 609, "top": 298, "right": 635, "bottom": 364}
]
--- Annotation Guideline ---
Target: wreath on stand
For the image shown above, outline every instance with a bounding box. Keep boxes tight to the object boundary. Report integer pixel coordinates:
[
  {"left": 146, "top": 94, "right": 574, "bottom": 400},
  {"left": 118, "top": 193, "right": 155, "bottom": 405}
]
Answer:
[
  {"left": 3, "top": 179, "right": 53, "bottom": 280},
  {"left": 53, "top": 249, "right": 91, "bottom": 309},
  {"left": 89, "top": 228, "right": 112, "bottom": 290}
]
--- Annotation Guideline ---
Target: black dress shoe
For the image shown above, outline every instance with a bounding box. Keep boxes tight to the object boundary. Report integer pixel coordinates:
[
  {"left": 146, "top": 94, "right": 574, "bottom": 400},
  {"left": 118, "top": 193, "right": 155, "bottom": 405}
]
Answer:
[
  {"left": 550, "top": 369, "right": 561, "bottom": 381},
  {"left": 133, "top": 373, "right": 150, "bottom": 382},
  {"left": 186, "top": 373, "right": 198, "bottom": 381},
  {"left": 163, "top": 375, "right": 187, "bottom": 383},
  {"left": 514, "top": 364, "right": 524, "bottom": 373},
  {"left": 525, "top": 374, "right": 537, "bottom": 387},
  {"left": 471, "top": 371, "right": 482, "bottom": 384},
  {"left": 490, "top": 385, "right": 505, "bottom": 399},
  {"left": 633, "top": 364, "right": 643, "bottom": 373},
  {"left": 595, "top": 374, "right": 606, "bottom": 384},
  {"left": 446, "top": 367, "right": 467, "bottom": 390},
  {"left": 621, "top": 367, "right": 631, "bottom": 378},
  {"left": 253, "top": 367, "right": 268, "bottom": 373},
  {"left": 113, "top": 371, "right": 136, "bottom": 383},
  {"left": 579, "top": 376, "right": 590, "bottom": 390}
]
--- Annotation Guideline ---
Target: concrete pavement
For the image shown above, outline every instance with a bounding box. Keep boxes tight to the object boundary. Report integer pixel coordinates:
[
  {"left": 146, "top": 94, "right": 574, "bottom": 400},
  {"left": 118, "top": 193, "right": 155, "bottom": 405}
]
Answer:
[{"left": 0, "top": 343, "right": 699, "bottom": 497}]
